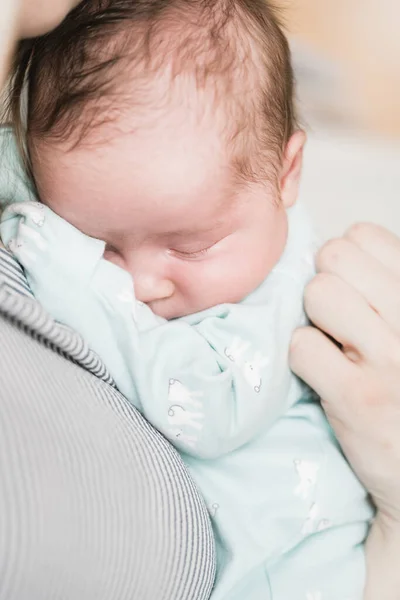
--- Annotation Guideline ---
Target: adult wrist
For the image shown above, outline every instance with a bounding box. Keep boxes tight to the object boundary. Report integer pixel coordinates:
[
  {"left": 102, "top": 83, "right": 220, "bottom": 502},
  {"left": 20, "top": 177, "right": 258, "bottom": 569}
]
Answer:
[{"left": 364, "top": 513, "right": 400, "bottom": 600}]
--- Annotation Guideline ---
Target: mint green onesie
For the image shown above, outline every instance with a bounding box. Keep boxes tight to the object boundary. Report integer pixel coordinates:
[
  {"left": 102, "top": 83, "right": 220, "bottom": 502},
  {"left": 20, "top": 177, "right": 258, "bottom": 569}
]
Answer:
[{"left": 0, "top": 129, "right": 373, "bottom": 600}]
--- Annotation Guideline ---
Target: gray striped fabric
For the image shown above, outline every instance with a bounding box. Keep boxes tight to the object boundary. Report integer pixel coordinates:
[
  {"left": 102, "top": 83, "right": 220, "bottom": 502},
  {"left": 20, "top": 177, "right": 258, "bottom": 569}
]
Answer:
[
  {"left": 0, "top": 248, "right": 216, "bottom": 600},
  {"left": 0, "top": 247, "right": 34, "bottom": 299},
  {"left": 0, "top": 248, "right": 116, "bottom": 386}
]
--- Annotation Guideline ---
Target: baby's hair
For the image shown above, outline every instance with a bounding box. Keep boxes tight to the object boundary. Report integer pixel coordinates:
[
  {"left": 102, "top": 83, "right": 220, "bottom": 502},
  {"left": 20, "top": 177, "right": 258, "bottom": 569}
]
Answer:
[{"left": 7, "top": 0, "right": 297, "bottom": 183}]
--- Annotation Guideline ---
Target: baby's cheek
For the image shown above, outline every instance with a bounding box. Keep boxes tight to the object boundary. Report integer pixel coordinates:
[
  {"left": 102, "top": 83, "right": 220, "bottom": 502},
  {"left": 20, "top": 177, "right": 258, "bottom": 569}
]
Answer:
[
  {"left": 217, "top": 238, "right": 282, "bottom": 302},
  {"left": 188, "top": 254, "right": 258, "bottom": 308}
]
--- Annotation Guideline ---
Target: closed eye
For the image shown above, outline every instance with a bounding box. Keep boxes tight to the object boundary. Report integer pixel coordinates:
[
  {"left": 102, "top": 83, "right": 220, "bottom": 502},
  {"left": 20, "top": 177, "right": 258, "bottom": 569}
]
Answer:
[
  {"left": 170, "top": 233, "right": 231, "bottom": 261},
  {"left": 169, "top": 245, "right": 212, "bottom": 261}
]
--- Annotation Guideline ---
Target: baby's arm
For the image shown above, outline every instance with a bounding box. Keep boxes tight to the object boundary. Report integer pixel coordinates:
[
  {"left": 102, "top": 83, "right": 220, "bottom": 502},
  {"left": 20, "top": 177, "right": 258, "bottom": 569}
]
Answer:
[{"left": 1, "top": 202, "right": 301, "bottom": 458}]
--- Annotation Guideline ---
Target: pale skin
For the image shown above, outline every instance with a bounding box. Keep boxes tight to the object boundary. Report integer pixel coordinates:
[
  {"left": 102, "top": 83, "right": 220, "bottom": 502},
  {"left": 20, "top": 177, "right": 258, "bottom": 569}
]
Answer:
[
  {"left": 30, "top": 73, "right": 304, "bottom": 319},
  {"left": 290, "top": 225, "right": 400, "bottom": 599},
  {"left": 2, "top": 1, "right": 400, "bottom": 597},
  {"left": 0, "top": 0, "right": 81, "bottom": 89}
]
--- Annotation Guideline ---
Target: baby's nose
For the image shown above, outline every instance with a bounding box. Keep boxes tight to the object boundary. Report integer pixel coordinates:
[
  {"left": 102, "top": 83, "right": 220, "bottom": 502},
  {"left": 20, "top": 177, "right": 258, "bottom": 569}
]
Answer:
[{"left": 134, "top": 274, "right": 175, "bottom": 304}]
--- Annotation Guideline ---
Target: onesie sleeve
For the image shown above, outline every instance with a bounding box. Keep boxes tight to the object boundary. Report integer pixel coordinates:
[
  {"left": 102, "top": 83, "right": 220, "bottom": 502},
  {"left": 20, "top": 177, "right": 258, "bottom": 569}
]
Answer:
[
  {"left": 128, "top": 300, "right": 297, "bottom": 458},
  {"left": 0, "top": 201, "right": 305, "bottom": 459}
]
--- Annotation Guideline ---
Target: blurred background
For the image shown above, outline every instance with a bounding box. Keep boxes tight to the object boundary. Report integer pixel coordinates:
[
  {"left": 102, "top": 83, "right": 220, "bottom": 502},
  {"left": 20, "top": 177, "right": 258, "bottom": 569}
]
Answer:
[{"left": 286, "top": 0, "right": 400, "bottom": 239}]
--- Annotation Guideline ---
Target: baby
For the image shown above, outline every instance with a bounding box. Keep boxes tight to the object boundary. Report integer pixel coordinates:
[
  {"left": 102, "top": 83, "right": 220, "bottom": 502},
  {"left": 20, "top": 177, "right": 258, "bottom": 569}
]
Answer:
[{"left": 0, "top": 0, "right": 373, "bottom": 598}]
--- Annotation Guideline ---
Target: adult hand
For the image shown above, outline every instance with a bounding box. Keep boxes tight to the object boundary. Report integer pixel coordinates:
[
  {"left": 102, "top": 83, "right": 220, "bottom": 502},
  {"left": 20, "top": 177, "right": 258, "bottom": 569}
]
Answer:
[
  {"left": 290, "top": 223, "right": 400, "bottom": 598},
  {"left": 291, "top": 222, "right": 400, "bottom": 522},
  {"left": 0, "top": 0, "right": 81, "bottom": 90}
]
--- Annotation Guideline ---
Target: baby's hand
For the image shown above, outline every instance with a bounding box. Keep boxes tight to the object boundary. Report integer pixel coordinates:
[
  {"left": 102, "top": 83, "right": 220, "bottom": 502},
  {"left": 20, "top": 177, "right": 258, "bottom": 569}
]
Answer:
[
  {"left": 1, "top": 201, "right": 163, "bottom": 404},
  {"left": 0, "top": 200, "right": 115, "bottom": 326},
  {"left": 0, "top": 201, "right": 106, "bottom": 286},
  {"left": 0, "top": 201, "right": 161, "bottom": 333}
]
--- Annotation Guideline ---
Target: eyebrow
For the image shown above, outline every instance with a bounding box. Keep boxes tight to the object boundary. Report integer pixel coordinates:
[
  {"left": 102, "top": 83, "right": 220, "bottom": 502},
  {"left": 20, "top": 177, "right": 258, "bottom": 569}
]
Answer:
[
  {"left": 164, "top": 189, "right": 241, "bottom": 239},
  {"left": 162, "top": 216, "right": 234, "bottom": 239}
]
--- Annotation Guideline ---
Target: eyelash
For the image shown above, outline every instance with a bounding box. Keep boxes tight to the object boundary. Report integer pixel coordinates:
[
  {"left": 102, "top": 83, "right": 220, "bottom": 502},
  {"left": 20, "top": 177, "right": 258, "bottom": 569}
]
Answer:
[
  {"left": 105, "top": 244, "right": 214, "bottom": 261},
  {"left": 171, "top": 246, "right": 212, "bottom": 260}
]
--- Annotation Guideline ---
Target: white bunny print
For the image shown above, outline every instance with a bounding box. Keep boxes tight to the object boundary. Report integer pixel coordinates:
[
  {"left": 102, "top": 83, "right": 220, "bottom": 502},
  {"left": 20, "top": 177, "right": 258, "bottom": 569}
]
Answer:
[
  {"left": 243, "top": 352, "right": 270, "bottom": 393},
  {"left": 167, "top": 405, "right": 204, "bottom": 430},
  {"left": 224, "top": 337, "right": 250, "bottom": 363},
  {"left": 166, "top": 380, "right": 205, "bottom": 448},
  {"left": 302, "top": 503, "right": 331, "bottom": 535},
  {"left": 168, "top": 428, "right": 199, "bottom": 448},
  {"left": 224, "top": 337, "right": 269, "bottom": 393},
  {"left": 294, "top": 459, "right": 319, "bottom": 500},
  {"left": 168, "top": 379, "right": 203, "bottom": 409}
]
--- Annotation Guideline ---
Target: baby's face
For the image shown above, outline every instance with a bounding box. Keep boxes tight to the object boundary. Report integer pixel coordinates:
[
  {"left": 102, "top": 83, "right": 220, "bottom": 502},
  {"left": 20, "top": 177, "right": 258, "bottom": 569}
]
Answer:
[{"left": 32, "top": 108, "right": 301, "bottom": 320}]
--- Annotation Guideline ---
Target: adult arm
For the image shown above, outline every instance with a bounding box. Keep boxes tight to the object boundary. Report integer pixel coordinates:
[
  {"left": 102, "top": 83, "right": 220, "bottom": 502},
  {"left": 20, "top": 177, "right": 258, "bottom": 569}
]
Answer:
[
  {"left": 0, "top": 236, "right": 216, "bottom": 600},
  {"left": 290, "top": 223, "right": 400, "bottom": 599},
  {"left": 0, "top": 0, "right": 81, "bottom": 90},
  {"left": 0, "top": 300, "right": 215, "bottom": 600}
]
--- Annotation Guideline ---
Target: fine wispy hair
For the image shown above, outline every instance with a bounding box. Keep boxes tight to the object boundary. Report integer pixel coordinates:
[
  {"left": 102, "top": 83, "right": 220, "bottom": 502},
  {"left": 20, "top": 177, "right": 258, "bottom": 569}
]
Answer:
[{"left": 7, "top": 0, "right": 297, "bottom": 182}]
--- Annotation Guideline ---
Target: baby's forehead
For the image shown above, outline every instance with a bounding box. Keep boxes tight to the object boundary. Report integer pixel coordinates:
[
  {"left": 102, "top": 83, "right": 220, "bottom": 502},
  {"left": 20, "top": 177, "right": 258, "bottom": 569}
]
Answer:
[
  {"left": 81, "top": 48, "right": 250, "bottom": 145},
  {"left": 33, "top": 109, "right": 239, "bottom": 229},
  {"left": 20, "top": 0, "right": 295, "bottom": 191},
  {"left": 64, "top": 59, "right": 273, "bottom": 195},
  {"left": 41, "top": 7, "right": 270, "bottom": 170}
]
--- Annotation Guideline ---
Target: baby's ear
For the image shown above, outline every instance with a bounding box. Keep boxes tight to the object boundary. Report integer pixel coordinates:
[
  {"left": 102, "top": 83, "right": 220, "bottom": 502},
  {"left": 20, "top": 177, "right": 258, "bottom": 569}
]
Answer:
[{"left": 279, "top": 130, "right": 306, "bottom": 209}]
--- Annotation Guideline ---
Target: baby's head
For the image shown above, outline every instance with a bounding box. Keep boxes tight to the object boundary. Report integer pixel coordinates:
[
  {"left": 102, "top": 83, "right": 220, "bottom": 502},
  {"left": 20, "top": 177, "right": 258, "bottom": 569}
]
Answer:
[{"left": 10, "top": 0, "right": 305, "bottom": 319}]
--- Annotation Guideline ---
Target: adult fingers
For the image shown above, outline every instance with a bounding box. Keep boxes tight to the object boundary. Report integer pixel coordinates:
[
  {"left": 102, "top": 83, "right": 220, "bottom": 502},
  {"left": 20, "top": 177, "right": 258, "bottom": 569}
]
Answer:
[
  {"left": 289, "top": 325, "right": 356, "bottom": 413},
  {"left": 303, "top": 273, "right": 398, "bottom": 366},
  {"left": 346, "top": 222, "right": 400, "bottom": 279},
  {"left": 316, "top": 235, "right": 400, "bottom": 336}
]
